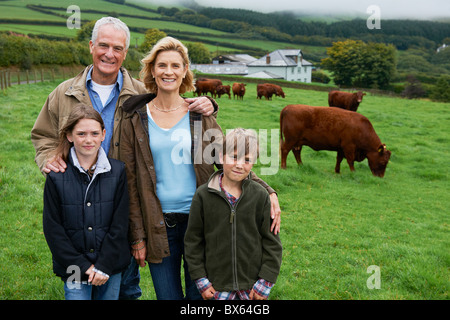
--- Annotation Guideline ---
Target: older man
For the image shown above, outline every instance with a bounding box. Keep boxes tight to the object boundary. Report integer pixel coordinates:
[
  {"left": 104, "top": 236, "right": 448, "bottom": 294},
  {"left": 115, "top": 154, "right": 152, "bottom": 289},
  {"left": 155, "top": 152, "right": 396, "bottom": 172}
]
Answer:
[{"left": 31, "top": 17, "right": 216, "bottom": 174}]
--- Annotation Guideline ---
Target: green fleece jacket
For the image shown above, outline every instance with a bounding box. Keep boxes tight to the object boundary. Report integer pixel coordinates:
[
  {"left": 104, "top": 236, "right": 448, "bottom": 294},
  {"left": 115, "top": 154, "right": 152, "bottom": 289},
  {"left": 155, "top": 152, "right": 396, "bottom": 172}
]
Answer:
[{"left": 185, "top": 170, "right": 282, "bottom": 292}]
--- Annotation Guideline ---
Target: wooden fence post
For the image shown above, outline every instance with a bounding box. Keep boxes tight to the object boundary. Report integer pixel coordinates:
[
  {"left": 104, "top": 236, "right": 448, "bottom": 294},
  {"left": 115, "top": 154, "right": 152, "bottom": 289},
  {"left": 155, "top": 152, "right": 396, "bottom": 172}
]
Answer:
[{"left": 3, "top": 70, "right": 6, "bottom": 90}]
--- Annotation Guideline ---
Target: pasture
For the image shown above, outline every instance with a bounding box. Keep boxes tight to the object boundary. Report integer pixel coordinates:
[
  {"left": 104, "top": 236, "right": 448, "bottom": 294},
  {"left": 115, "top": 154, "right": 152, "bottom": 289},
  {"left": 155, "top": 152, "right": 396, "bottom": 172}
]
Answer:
[
  {"left": 0, "top": 80, "right": 448, "bottom": 300},
  {"left": 0, "top": 0, "right": 308, "bottom": 56}
]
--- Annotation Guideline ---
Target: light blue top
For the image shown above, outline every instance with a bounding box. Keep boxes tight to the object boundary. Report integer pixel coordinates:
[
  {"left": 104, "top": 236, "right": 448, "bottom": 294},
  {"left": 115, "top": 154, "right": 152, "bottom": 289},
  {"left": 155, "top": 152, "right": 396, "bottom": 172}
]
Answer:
[{"left": 147, "top": 107, "right": 197, "bottom": 214}]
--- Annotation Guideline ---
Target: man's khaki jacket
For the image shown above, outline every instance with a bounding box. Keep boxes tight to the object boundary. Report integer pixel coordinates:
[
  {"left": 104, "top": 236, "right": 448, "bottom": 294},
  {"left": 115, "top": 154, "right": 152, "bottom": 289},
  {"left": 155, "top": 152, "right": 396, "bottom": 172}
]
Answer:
[{"left": 31, "top": 65, "right": 146, "bottom": 173}]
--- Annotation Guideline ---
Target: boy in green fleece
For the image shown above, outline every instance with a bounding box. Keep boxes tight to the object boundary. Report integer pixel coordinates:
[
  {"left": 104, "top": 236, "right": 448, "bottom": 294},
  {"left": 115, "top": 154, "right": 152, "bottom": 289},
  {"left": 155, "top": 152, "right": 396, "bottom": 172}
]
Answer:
[{"left": 185, "top": 128, "right": 282, "bottom": 300}]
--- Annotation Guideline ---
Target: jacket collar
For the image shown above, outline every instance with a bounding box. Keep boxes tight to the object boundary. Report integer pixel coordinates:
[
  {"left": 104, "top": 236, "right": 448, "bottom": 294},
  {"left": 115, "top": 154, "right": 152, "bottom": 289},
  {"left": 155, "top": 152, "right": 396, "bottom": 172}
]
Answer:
[
  {"left": 122, "top": 93, "right": 157, "bottom": 115},
  {"left": 64, "top": 65, "right": 139, "bottom": 100},
  {"left": 70, "top": 146, "right": 111, "bottom": 178},
  {"left": 207, "top": 169, "right": 252, "bottom": 193}
]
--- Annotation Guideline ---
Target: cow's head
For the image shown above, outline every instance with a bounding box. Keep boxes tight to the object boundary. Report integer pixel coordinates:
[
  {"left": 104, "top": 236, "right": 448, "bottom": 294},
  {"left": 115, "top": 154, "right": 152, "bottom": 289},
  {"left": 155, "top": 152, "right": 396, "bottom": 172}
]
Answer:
[
  {"left": 368, "top": 144, "right": 391, "bottom": 177},
  {"left": 356, "top": 91, "right": 366, "bottom": 103}
]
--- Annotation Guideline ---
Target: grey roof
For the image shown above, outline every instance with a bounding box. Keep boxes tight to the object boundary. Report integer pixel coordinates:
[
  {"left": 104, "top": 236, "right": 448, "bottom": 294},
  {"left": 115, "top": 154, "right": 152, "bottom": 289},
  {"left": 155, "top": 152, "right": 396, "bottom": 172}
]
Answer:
[
  {"left": 248, "top": 49, "right": 313, "bottom": 67},
  {"left": 301, "top": 59, "right": 313, "bottom": 66},
  {"left": 190, "top": 63, "right": 248, "bottom": 75},
  {"left": 213, "top": 54, "right": 257, "bottom": 64},
  {"left": 244, "top": 71, "right": 284, "bottom": 79}
]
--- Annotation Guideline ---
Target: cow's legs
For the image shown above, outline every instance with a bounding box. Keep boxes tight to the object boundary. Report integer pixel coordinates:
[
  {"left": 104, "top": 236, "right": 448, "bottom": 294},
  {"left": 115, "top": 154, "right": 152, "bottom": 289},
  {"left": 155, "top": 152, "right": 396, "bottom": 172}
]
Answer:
[
  {"left": 343, "top": 147, "right": 356, "bottom": 172},
  {"left": 292, "top": 145, "right": 303, "bottom": 166},
  {"left": 281, "top": 139, "right": 294, "bottom": 169},
  {"left": 280, "top": 144, "right": 289, "bottom": 169},
  {"left": 335, "top": 150, "right": 344, "bottom": 173}
]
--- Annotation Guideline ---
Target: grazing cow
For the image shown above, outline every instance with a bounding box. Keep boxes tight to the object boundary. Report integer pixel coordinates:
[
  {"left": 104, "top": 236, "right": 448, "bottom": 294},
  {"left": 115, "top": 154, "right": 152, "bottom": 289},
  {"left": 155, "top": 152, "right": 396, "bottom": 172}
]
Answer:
[
  {"left": 232, "top": 83, "right": 246, "bottom": 100},
  {"left": 257, "top": 84, "right": 275, "bottom": 100},
  {"left": 195, "top": 78, "right": 223, "bottom": 98},
  {"left": 328, "top": 90, "right": 366, "bottom": 112},
  {"left": 216, "top": 85, "right": 231, "bottom": 99},
  {"left": 263, "top": 83, "right": 285, "bottom": 98},
  {"left": 280, "top": 105, "right": 391, "bottom": 177}
]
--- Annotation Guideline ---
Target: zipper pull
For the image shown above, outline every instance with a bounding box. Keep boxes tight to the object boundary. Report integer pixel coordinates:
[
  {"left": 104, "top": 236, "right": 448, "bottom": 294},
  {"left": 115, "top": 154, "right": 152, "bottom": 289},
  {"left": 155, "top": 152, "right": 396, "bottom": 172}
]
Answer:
[{"left": 230, "top": 209, "right": 235, "bottom": 223}]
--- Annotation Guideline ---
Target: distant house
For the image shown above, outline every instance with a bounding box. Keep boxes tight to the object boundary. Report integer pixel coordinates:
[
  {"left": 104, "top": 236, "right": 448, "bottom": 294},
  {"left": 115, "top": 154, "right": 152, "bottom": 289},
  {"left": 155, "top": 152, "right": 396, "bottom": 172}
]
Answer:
[
  {"left": 191, "top": 54, "right": 256, "bottom": 76},
  {"left": 190, "top": 50, "right": 313, "bottom": 82},
  {"left": 246, "top": 49, "right": 313, "bottom": 83}
]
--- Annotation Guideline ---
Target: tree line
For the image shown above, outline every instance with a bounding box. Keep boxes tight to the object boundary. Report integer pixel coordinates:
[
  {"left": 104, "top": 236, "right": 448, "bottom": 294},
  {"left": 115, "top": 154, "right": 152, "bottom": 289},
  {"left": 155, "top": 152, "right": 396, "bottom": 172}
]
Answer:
[{"left": 160, "top": 6, "right": 450, "bottom": 50}]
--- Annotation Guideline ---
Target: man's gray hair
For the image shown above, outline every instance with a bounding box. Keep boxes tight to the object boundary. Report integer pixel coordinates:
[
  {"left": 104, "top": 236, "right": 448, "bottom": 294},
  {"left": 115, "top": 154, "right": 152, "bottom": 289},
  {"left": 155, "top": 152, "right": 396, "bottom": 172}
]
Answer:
[{"left": 91, "top": 17, "right": 130, "bottom": 50}]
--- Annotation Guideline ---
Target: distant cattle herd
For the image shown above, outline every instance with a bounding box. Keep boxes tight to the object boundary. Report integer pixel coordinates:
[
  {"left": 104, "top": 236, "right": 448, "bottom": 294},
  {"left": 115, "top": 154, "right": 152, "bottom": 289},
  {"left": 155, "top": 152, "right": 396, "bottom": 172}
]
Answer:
[{"left": 193, "top": 78, "right": 391, "bottom": 177}]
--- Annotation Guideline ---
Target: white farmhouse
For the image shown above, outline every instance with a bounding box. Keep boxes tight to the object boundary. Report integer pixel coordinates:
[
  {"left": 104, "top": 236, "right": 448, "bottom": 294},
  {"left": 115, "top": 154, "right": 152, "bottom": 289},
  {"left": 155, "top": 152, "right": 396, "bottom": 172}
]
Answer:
[{"left": 246, "top": 49, "right": 313, "bottom": 83}]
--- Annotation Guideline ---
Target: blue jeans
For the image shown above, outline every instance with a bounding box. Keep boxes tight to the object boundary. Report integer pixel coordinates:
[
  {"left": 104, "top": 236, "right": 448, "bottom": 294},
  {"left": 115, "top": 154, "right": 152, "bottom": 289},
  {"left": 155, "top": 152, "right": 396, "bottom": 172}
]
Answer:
[
  {"left": 64, "top": 273, "right": 122, "bottom": 300},
  {"left": 149, "top": 218, "right": 201, "bottom": 300},
  {"left": 119, "top": 257, "right": 142, "bottom": 300}
]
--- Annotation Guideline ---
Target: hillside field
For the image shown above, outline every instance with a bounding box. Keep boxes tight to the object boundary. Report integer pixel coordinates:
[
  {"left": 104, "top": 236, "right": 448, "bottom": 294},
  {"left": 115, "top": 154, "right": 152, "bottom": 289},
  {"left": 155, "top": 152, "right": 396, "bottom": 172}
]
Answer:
[
  {"left": 0, "top": 79, "right": 448, "bottom": 300},
  {"left": 0, "top": 0, "right": 325, "bottom": 60}
]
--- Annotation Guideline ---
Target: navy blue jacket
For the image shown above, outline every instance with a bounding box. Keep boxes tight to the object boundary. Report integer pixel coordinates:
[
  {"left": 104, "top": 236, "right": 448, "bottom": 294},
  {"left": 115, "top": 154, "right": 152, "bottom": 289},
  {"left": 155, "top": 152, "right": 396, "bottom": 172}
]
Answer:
[{"left": 43, "top": 150, "right": 131, "bottom": 281}]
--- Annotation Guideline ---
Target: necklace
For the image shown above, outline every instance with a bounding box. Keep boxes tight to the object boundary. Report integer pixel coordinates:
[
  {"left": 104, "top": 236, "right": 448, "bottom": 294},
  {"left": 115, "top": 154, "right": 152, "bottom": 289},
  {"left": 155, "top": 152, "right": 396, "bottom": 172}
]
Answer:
[{"left": 151, "top": 101, "right": 184, "bottom": 113}]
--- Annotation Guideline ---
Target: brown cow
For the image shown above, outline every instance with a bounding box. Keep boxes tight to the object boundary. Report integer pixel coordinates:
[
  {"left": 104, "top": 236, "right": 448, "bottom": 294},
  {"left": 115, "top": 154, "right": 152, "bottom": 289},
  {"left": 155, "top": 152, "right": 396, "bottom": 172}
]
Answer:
[
  {"left": 232, "top": 83, "right": 246, "bottom": 100},
  {"left": 328, "top": 90, "right": 366, "bottom": 112},
  {"left": 216, "top": 85, "right": 231, "bottom": 99},
  {"left": 280, "top": 105, "right": 391, "bottom": 177},
  {"left": 195, "top": 78, "right": 223, "bottom": 98},
  {"left": 263, "top": 83, "right": 285, "bottom": 98},
  {"left": 257, "top": 84, "right": 275, "bottom": 100}
]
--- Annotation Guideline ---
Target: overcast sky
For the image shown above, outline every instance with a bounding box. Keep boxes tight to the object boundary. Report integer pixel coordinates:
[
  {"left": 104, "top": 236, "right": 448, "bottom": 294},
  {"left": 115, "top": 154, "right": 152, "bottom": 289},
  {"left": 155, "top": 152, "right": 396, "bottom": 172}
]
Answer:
[{"left": 156, "top": 0, "right": 450, "bottom": 19}]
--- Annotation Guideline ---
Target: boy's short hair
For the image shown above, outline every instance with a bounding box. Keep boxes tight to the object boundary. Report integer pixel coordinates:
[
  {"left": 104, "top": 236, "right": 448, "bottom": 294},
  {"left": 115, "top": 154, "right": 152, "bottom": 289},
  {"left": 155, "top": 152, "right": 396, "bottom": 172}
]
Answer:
[{"left": 223, "top": 128, "right": 259, "bottom": 161}]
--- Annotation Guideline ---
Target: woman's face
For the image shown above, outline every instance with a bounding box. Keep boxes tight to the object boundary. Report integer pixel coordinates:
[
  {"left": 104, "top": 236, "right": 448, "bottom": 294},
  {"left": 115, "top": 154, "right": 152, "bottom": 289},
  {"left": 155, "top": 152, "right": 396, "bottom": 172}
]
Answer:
[{"left": 151, "top": 50, "right": 187, "bottom": 94}]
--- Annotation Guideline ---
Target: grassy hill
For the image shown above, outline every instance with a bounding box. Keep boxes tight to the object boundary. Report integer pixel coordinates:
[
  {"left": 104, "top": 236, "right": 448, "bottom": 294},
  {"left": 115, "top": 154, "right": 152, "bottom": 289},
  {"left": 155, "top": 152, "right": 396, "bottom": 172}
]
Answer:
[
  {"left": 2, "top": 0, "right": 449, "bottom": 97},
  {"left": 0, "top": 0, "right": 323, "bottom": 61}
]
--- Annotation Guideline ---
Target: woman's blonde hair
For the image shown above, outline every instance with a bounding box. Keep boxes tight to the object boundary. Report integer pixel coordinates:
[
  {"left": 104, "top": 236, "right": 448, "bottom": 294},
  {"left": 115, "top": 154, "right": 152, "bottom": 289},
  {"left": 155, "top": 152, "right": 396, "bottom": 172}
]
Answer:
[{"left": 139, "top": 36, "right": 195, "bottom": 94}]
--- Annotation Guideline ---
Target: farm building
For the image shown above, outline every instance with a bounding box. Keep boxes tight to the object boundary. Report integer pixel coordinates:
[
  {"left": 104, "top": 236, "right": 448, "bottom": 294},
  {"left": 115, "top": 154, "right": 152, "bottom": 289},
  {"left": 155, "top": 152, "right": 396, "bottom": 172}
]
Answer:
[
  {"left": 247, "top": 49, "right": 313, "bottom": 83},
  {"left": 191, "top": 50, "right": 313, "bottom": 83},
  {"left": 190, "top": 54, "right": 256, "bottom": 76}
]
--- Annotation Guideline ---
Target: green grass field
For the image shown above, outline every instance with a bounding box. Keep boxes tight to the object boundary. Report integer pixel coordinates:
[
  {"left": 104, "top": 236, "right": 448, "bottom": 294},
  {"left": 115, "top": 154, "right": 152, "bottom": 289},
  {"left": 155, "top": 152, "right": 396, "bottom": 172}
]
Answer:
[{"left": 0, "top": 79, "right": 448, "bottom": 300}]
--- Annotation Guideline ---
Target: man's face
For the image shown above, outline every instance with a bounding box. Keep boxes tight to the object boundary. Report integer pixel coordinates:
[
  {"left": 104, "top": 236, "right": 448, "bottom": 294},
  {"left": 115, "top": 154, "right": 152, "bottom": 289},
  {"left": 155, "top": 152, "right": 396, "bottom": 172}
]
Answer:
[{"left": 89, "top": 24, "right": 128, "bottom": 84}]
